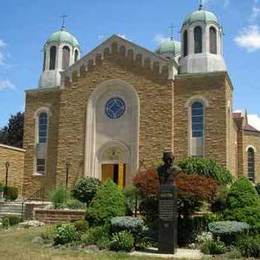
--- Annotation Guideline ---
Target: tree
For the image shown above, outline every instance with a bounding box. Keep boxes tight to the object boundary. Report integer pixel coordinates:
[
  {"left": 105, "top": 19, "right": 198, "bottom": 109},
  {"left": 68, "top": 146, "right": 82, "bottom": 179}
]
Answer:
[{"left": 0, "top": 112, "right": 24, "bottom": 148}]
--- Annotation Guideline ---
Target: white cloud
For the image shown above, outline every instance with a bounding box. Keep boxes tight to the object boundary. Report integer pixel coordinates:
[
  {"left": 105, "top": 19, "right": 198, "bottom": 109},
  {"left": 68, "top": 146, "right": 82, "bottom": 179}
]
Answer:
[
  {"left": 154, "top": 34, "right": 171, "bottom": 44},
  {"left": 234, "top": 25, "right": 260, "bottom": 52},
  {"left": 248, "top": 114, "right": 260, "bottom": 130},
  {"left": 250, "top": 6, "right": 260, "bottom": 22},
  {"left": 0, "top": 80, "right": 15, "bottom": 91}
]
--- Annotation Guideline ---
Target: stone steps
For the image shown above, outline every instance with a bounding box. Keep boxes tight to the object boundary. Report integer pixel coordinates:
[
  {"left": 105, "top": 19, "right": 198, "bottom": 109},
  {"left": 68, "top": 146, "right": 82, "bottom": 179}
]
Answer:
[{"left": 0, "top": 202, "right": 24, "bottom": 218}]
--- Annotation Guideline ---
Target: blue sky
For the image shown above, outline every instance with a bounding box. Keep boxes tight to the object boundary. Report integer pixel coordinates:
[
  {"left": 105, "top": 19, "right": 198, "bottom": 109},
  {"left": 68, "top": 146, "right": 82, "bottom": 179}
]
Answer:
[{"left": 1, "top": 0, "right": 260, "bottom": 128}]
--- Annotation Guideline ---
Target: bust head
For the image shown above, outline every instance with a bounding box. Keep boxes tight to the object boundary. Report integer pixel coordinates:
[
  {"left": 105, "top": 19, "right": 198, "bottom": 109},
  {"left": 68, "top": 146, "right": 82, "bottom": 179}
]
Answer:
[{"left": 162, "top": 151, "right": 174, "bottom": 167}]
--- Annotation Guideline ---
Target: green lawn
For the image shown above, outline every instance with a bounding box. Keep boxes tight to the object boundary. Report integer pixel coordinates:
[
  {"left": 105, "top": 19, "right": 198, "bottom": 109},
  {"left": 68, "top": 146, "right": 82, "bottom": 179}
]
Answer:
[{"left": 0, "top": 227, "right": 167, "bottom": 260}]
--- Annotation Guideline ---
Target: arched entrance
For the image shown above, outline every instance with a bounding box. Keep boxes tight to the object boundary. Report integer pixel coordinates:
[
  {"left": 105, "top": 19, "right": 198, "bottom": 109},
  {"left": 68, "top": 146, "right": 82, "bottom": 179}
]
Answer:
[
  {"left": 98, "top": 141, "right": 130, "bottom": 188},
  {"left": 84, "top": 79, "right": 140, "bottom": 185}
]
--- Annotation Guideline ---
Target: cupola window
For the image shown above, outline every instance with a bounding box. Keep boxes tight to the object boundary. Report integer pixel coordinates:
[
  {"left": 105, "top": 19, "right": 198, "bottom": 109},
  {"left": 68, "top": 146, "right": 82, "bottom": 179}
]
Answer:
[
  {"left": 74, "top": 49, "right": 79, "bottom": 63},
  {"left": 62, "top": 46, "right": 70, "bottom": 70},
  {"left": 183, "top": 30, "right": 188, "bottom": 57},
  {"left": 210, "top": 27, "right": 217, "bottom": 54},
  {"left": 194, "top": 26, "right": 203, "bottom": 54},
  {"left": 49, "top": 46, "right": 56, "bottom": 70}
]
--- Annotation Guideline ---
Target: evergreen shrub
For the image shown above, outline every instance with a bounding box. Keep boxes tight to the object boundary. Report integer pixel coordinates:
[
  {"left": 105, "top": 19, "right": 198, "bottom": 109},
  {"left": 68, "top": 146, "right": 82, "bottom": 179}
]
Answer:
[
  {"left": 86, "top": 179, "right": 126, "bottom": 226},
  {"left": 53, "top": 224, "right": 78, "bottom": 245},
  {"left": 4, "top": 186, "right": 18, "bottom": 201},
  {"left": 237, "top": 234, "right": 260, "bottom": 258}
]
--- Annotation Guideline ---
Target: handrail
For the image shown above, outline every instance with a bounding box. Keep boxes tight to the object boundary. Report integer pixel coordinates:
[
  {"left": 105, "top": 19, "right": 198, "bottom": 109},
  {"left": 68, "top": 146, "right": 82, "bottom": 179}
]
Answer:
[{"left": 21, "top": 187, "right": 46, "bottom": 219}]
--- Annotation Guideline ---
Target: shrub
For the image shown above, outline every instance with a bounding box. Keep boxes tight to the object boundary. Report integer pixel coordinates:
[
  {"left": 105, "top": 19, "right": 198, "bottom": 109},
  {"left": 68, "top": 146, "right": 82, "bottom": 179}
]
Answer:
[
  {"left": 224, "top": 177, "right": 260, "bottom": 229},
  {"left": 236, "top": 234, "right": 260, "bottom": 258},
  {"left": 48, "top": 186, "right": 70, "bottom": 209},
  {"left": 72, "top": 220, "right": 89, "bottom": 233},
  {"left": 208, "top": 221, "right": 249, "bottom": 245},
  {"left": 211, "top": 186, "right": 229, "bottom": 213},
  {"left": 53, "top": 224, "right": 78, "bottom": 245},
  {"left": 3, "top": 186, "right": 18, "bottom": 201},
  {"left": 72, "top": 177, "right": 100, "bottom": 205},
  {"left": 226, "top": 177, "right": 259, "bottom": 209},
  {"left": 63, "top": 199, "right": 86, "bottom": 209},
  {"left": 86, "top": 180, "right": 126, "bottom": 226},
  {"left": 110, "top": 231, "right": 134, "bottom": 252},
  {"left": 255, "top": 183, "right": 260, "bottom": 196},
  {"left": 2, "top": 215, "right": 22, "bottom": 226},
  {"left": 1, "top": 217, "right": 10, "bottom": 229},
  {"left": 178, "top": 157, "right": 233, "bottom": 185},
  {"left": 111, "top": 216, "right": 144, "bottom": 234},
  {"left": 200, "top": 239, "right": 226, "bottom": 255},
  {"left": 80, "top": 225, "right": 110, "bottom": 248},
  {"left": 0, "top": 183, "right": 3, "bottom": 192},
  {"left": 196, "top": 232, "right": 213, "bottom": 244}
]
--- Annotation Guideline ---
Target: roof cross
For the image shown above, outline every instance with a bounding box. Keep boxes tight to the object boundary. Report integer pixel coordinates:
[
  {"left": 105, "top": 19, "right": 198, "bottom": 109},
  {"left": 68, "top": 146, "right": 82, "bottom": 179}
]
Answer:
[
  {"left": 199, "top": 0, "right": 203, "bottom": 10},
  {"left": 61, "top": 15, "right": 68, "bottom": 30},
  {"left": 169, "top": 24, "right": 175, "bottom": 40}
]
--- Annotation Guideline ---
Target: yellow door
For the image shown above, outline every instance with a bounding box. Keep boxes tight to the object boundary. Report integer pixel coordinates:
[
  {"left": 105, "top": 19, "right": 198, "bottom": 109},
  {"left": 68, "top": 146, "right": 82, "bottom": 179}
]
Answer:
[
  {"left": 118, "top": 162, "right": 125, "bottom": 189},
  {"left": 102, "top": 164, "right": 114, "bottom": 183}
]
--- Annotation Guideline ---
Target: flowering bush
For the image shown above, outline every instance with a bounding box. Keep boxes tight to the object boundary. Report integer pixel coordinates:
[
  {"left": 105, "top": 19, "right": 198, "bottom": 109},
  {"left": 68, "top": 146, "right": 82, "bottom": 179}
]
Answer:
[
  {"left": 196, "top": 232, "right": 213, "bottom": 244},
  {"left": 53, "top": 224, "right": 78, "bottom": 245}
]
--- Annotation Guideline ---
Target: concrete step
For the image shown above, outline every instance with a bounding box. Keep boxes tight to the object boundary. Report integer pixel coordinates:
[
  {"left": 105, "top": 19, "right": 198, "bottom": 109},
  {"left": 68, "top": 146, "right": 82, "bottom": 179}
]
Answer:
[{"left": 0, "top": 201, "right": 24, "bottom": 218}]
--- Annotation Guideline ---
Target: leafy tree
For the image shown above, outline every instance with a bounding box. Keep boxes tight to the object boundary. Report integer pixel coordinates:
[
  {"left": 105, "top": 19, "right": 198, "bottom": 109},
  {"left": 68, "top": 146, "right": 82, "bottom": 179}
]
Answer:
[
  {"left": 178, "top": 157, "right": 234, "bottom": 185},
  {"left": 0, "top": 112, "right": 24, "bottom": 148}
]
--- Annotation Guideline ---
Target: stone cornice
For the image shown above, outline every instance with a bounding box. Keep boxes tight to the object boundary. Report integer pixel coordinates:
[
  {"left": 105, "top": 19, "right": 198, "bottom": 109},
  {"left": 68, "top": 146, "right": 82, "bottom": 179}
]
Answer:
[{"left": 0, "top": 144, "right": 26, "bottom": 153}]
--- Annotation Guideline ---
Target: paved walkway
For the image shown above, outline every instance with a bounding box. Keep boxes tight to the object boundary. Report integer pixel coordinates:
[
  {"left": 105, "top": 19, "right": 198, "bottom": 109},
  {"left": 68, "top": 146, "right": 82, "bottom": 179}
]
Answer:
[{"left": 130, "top": 248, "right": 203, "bottom": 259}]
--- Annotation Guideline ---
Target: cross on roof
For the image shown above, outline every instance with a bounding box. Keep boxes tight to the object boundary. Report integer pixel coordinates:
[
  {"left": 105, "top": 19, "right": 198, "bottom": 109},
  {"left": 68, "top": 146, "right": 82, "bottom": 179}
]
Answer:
[
  {"left": 199, "top": 0, "right": 203, "bottom": 10},
  {"left": 61, "top": 15, "right": 68, "bottom": 30},
  {"left": 169, "top": 24, "right": 175, "bottom": 40}
]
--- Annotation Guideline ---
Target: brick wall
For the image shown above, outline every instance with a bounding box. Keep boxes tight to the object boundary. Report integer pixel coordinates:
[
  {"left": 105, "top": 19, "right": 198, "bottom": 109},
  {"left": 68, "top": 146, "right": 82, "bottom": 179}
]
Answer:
[
  {"left": 0, "top": 144, "right": 25, "bottom": 195},
  {"left": 174, "top": 72, "right": 231, "bottom": 170},
  {"left": 23, "top": 88, "right": 61, "bottom": 197},
  {"left": 33, "top": 208, "right": 85, "bottom": 224}
]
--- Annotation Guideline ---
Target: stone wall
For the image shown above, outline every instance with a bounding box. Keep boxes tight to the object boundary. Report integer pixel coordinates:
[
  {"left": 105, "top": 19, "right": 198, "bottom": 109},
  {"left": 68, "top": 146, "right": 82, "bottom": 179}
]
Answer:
[
  {"left": 174, "top": 72, "right": 231, "bottom": 170},
  {"left": 55, "top": 56, "right": 172, "bottom": 188},
  {"left": 0, "top": 144, "right": 25, "bottom": 195},
  {"left": 23, "top": 88, "right": 61, "bottom": 197},
  {"left": 33, "top": 208, "right": 85, "bottom": 224}
]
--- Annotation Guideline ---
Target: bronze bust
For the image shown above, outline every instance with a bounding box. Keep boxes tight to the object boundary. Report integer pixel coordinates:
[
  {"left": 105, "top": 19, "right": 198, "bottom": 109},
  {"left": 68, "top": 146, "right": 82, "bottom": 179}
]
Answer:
[{"left": 157, "top": 151, "right": 181, "bottom": 185}]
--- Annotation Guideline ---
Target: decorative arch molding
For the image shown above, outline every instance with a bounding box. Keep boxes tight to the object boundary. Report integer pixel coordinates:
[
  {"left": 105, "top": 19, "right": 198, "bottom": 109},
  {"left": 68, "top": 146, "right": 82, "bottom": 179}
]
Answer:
[
  {"left": 34, "top": 106, "right": 52, "bottom": 119},
  {"left": 84, "top": 79, "right": 140, "bottom": 180},
  {"left": 246, "top": 145, "right": 257, "bottom": 153},
  {"left": 185, "top": 95, "right": 209, "bottom": 108}
]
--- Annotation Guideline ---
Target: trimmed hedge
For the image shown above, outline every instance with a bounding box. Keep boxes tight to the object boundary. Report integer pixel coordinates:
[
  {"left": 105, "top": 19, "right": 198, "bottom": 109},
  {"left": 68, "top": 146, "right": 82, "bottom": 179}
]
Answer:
[{"left": 3, "top": 186, "right": 18, "bottom": 201}]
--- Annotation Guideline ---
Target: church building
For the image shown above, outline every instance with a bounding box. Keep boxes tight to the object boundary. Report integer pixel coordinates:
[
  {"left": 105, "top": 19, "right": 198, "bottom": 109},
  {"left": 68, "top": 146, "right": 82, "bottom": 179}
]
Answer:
[{"left": 22, "top": 5, "right": 260, "bottom": 197}]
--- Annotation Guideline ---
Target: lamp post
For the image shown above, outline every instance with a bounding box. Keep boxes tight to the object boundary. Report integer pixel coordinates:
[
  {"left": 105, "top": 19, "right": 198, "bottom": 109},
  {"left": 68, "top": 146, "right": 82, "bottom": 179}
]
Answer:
[{"left": 5, "top": 161, "right": 10, "bottom": 201}]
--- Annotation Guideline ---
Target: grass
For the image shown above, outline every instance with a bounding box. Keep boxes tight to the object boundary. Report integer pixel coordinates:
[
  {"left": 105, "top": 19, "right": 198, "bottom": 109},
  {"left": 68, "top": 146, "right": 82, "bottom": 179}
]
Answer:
[{"left": 0, "top": 227, "right": 166, "bottom": 260}]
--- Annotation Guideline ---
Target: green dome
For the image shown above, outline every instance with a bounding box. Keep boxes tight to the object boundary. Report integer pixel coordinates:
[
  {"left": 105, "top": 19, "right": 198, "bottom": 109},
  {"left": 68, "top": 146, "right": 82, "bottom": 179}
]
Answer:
[
  {"left": 46, "top": 29, "right": 79, "bottom": 47},
  {"left": 156, "top": 39, "right": 181, "bottom": 57},
  {"left": 183, "top": 10, "right": 218, "bottom": 27}
]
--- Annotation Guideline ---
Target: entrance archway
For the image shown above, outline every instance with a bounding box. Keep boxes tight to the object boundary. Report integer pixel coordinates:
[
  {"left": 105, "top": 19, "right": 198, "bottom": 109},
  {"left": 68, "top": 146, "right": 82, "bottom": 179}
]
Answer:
[{"left": 98, "top": 141, "right": 130, "bottom": 188}]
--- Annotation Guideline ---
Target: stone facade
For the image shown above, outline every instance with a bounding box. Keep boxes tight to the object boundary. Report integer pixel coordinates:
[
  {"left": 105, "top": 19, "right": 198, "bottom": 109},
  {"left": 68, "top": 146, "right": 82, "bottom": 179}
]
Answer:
[
  {"left": 0, "top": 144, "right": 25, "bottom": 195},
  {"left": 21, "top": 36, "right": 260, "bottom": 198}
]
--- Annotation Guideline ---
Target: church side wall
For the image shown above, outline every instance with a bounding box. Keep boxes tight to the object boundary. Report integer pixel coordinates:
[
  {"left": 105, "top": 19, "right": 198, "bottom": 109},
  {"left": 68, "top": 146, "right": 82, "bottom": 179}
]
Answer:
[
  {"left": 174, "top": 72, "right": 229, "bottom": 169},
  {"left": 0, "top": 145, "right": 25, "bottom": 196},
  {"left": 243, "top": 131, "right": 260, "bottom": 183},
  {"left": 55, "top": 58, "right": 173, "bottom": 188},
  {"left": 22, "top": 89, "right": 60, "bottom": 197}
]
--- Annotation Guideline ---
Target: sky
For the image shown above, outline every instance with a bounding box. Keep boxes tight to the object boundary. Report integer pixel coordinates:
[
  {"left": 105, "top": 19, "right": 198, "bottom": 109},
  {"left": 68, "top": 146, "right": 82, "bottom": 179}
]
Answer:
[{"left": 1, "top": 0, "right": 260, "bottom": 128}]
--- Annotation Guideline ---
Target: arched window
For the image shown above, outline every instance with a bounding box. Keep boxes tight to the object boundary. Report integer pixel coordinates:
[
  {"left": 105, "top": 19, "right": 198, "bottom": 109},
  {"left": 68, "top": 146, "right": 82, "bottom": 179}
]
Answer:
[
  {"left": 192, "top": 102, "right": 204, "bottom": 138},
  {"left": 190, "top": 101, "right": 204, "bottom": 157},
  {"left": 62, "top": 46, "right": 70, "bottom": 69},
  {"left": 49, "top": 46, "right": 56, "bottom": 70},
  {"left": 183, "top": 30, "right": 188, "bottom": 57},
  {"left": 43, "top": 51, "right": 46, "bottom": 71},
  {"left": 247, "top": 148, "right": 255, "bottom": 182},
  {"left": 38, "top": 112, "right": 48, "bottom": 143},
  {"left": 210, "top": 27, "right": 217, "bottom": 54},
  {"left": 194, "top": 26, "right": 202, "bottom": 54},
  {"left": 74, "top": 49, "right": 79, "bottom": 62}
]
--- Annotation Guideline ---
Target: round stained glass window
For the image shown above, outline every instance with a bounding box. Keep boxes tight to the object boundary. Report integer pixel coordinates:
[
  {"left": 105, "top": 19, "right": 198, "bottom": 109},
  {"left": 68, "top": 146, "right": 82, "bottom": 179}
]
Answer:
[{"left": 105, "top": 97, "right": 126, "bottom": 119}]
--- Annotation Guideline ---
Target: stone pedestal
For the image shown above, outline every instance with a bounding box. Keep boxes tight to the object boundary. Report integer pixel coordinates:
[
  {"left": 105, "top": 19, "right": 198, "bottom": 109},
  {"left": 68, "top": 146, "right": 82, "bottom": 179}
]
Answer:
[{"left": 158, "top": 184, "right": 177, "bottom": 254}]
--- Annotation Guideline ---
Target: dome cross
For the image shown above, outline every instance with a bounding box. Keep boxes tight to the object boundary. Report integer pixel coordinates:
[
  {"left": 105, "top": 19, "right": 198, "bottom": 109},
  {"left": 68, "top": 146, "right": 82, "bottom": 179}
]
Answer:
[
  {"left": 199, "top": 0, "right": 203, "bottom": 10},
  {"left": 61, "top": 14, "right": 68, "bottom": 30}
]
